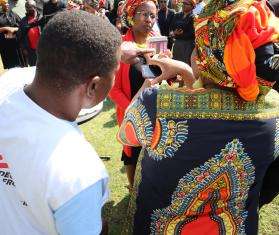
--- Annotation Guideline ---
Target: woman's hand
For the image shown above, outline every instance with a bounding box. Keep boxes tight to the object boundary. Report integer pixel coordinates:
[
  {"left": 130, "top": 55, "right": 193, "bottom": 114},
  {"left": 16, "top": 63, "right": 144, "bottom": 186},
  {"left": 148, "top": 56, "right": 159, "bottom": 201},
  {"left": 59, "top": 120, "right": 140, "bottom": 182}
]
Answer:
[
  {"left": 120, "top": 41, "right": 155, "bottom": 64},
  {"left": 174, "top": 28, "right": 183, "bottom": 36},
  {"left": 158, "top": 49, "right": 172, "bottom": 58},
  {"left": 148, "top": 55, "right": 195, "bottom": 87},
  {"left": 0, "top": 26, "right": 18, "bottom": 38},
  {"left": 269, "top": 54, "right": 279, "bottom": 70}
]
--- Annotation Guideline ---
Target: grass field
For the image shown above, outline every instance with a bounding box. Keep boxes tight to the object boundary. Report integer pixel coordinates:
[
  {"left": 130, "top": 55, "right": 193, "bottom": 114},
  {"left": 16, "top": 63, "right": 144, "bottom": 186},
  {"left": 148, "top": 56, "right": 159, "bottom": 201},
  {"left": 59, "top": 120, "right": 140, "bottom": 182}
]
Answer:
[{"left": 80, "top": 99, "right": 279, "bottom": 235}]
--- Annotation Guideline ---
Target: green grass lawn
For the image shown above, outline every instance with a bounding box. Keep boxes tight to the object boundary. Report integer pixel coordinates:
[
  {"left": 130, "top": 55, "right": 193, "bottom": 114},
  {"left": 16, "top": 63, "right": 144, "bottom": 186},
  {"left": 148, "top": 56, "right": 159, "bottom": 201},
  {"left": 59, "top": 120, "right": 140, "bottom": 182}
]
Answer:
[
  {"left": 80, "top": 98, "right": 279, "bottom": 235},
  {"left": 80, "top": 99, "right": 129, "bottom": 234}
]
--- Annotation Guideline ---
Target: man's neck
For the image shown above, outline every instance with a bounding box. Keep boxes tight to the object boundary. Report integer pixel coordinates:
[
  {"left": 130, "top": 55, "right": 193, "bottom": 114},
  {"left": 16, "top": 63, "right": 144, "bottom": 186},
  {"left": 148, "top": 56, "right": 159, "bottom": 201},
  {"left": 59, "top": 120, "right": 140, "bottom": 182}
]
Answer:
[{"left": 24, "top": 77, "right": 81, "bottom": 122}]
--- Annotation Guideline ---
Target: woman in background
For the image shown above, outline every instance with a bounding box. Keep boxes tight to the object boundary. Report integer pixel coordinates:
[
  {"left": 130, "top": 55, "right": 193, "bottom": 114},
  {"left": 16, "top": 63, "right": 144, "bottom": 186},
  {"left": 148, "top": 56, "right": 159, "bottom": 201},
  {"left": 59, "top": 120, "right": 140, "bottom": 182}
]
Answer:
[
  {"left": 109, "top": 0, "right": 158, "bottom": 190},
  {"left": 17, "top": 0, "right": 41, "bottom": 66},
  {"left": 170, "top": 0, "right": 195, "bottom": 64},
  {"left": 0, "top": 0, "right": 21, "bottom": 69}
]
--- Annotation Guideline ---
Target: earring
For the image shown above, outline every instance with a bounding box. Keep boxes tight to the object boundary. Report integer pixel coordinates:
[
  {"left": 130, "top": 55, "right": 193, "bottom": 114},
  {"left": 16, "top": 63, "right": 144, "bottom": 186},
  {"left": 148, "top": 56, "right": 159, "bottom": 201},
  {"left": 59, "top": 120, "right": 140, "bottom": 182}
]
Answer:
[{"left": 128, "top": 17, "right": 134, "bottom": 26}]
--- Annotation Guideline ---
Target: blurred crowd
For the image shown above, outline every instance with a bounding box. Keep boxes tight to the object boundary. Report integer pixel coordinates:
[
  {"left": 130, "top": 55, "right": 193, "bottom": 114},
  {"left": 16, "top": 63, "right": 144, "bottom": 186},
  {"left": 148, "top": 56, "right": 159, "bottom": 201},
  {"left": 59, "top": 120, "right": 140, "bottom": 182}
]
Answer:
[
  {"left": 1, "top": 0, "right": 277, "bottom": 68},
  {"left": 0, "top": 0, "right": 268, "bottom": 68}
]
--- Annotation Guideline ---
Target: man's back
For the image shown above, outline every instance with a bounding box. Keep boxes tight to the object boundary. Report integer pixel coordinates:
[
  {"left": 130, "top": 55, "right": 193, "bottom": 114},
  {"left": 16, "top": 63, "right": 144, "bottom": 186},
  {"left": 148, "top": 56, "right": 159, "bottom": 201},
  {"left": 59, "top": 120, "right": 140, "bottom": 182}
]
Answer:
[
  {"left": 0, "top": 82, "right": 107, "bottom": 235},
  {"left": 0, "top": 10, "right": 122, "bottom": 234}
]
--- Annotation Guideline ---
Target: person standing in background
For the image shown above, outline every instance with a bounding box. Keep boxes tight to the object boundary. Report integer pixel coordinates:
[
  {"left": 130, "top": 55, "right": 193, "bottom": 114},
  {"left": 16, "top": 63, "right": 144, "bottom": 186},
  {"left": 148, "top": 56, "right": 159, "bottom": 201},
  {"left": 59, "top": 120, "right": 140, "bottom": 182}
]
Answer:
[
  {"left": 258, "top": 0, "right": 279, "bottom": 209},
  {"left": 66, "top": 0, "right": 83, "bottom": 10},
  {"left": 170, "top": 0, "right": 195, "bottom": 64},
  {"left": 42, "top": 0, "right": 66, "bottom": 28},
  {"left": 157, "top": 0, "right": 175, "bottom": 49},
  {"left": 115, "top": 0, "right": 128, "bottom": 33},
  {"left": 17, "top": 0, "right": 41, "bottom": 66},
  {"left": 168, "top": 0, "right": 180, "bottom": 12},
  {"left": 109, "top": 0, "right": 158, "bottom": 191},
  {"left": 83, "top": 0, "right": 107, "bottom": 18},
  {"left": 0, "top": 0, "right": 22, "bottom": 68}
]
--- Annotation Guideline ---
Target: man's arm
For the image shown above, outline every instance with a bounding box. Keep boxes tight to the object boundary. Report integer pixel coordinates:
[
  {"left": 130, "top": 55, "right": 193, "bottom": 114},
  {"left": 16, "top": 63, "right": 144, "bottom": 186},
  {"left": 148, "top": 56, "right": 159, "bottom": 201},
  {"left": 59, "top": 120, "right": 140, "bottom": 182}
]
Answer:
[{"left": 54, "top": 178, "right": 108, "bottom": 235}]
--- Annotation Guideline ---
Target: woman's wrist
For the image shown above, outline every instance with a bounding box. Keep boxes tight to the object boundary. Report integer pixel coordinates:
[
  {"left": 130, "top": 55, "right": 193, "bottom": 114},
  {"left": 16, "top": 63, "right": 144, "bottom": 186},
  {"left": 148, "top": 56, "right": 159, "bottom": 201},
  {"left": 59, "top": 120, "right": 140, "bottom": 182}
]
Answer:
[{"left": 178, "top": 62, "right": 195, "bottom": 88}]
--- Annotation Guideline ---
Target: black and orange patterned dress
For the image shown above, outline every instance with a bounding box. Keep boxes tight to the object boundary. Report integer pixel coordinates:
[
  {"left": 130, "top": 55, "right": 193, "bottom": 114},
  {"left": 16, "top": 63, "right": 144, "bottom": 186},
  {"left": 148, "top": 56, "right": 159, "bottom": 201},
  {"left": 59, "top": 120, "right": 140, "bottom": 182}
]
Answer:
[{"left": 118, "top": 84, "right": 279, "bottom": 235}]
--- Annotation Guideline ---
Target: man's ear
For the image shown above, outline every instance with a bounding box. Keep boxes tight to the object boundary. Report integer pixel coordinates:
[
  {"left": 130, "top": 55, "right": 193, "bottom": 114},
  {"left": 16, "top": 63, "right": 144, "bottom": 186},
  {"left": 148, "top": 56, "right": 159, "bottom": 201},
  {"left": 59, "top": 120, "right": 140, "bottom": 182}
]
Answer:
[
  {"left": 86, "top": 76, "right": 101, "bottom": 98},
  {"left": 81, "top": 76, "right": 102, "bottom": 109}
]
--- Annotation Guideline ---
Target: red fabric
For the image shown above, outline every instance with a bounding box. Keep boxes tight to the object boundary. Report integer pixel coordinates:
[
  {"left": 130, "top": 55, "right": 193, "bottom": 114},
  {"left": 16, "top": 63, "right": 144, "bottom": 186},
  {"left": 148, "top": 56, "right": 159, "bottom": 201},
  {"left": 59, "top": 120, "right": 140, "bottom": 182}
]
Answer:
[
  {"left": 109, "top": 29, "right": 158, "bottom": 156},
  {"left": 238, "top": 0, "right": 279, "bottom": 49},
  {"left": 109, "top": 29, "right": 134, "bottom": 157},
  {"left": 181, "top": 213, "right": 220, "bottom": 235},
  {"left": 224, "top": 0, "right": 279, "bottom": 101},
  {"left": 27, "top": 16, "right": 40, "bottom": 50},
  {"left": 99, "top": 0, "right": 106, "bottom": 8},
  {"left": 124, "top": 122, "right": 140, "bottom": 146}
]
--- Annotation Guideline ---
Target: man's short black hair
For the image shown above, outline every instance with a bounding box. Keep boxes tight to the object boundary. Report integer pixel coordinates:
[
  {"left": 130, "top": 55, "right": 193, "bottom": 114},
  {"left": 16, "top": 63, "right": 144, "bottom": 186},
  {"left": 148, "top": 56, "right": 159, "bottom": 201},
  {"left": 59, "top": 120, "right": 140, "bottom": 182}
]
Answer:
[{"left": 36, "top": 10, "right": 122, "bottom": 92}]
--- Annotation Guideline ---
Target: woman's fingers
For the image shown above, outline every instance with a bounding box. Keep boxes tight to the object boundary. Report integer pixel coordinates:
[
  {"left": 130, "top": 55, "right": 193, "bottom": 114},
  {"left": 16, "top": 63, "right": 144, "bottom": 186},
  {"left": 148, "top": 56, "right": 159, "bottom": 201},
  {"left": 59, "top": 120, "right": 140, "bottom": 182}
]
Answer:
[
  {"left": 270, "top": 55, "right": 279, "bottom": 70},
  {"left": 162, "top": 49, "right": 172, "bottom": 58},
  {"left": 150, "top": 74, "right": 165, "bottom": 85},
  {"left": 148, "top": 55, "right": 164, "bottom": 67},
  {"left": 272, "top": 55, "right": 279, "bottom": 70},
  {"left": 137, "top": 48, "right": 155, "bottom": 55},
  {"left": 121, "top": 41, "right": 156, "bottom": 64}
]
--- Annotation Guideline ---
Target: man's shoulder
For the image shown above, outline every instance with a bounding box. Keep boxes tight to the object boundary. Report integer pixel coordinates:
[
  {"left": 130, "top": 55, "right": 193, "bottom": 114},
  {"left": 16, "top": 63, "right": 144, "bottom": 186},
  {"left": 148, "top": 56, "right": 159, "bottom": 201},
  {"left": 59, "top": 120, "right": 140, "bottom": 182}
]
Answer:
[
  {"left": 46, "top": 127, "right": 107, "bottom": 182},
  {"left": 45, "top": 128, "right": 108, "bottom": 211},
  {"left": 50, "top": 128, "right": 101, "bottom": 165},
  {"left": 0, "top": 67, "right": 34, "bottom": 105}
]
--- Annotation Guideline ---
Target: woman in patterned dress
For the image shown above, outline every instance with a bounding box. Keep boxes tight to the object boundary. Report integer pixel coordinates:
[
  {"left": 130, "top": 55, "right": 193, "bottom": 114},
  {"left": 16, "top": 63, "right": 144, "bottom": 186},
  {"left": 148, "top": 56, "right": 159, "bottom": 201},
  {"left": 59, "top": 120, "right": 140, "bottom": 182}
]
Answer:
[{"left": 117, "top": 0, "right": 279, "bottom": 234}]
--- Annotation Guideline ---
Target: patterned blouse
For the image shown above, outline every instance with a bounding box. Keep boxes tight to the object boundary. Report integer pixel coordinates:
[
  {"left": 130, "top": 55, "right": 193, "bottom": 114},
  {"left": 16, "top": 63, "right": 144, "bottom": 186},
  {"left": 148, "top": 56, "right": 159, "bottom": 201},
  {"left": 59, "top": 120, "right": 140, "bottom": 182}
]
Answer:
[{"left": 117, "top": 84, "right": 279, "bottom": 235}]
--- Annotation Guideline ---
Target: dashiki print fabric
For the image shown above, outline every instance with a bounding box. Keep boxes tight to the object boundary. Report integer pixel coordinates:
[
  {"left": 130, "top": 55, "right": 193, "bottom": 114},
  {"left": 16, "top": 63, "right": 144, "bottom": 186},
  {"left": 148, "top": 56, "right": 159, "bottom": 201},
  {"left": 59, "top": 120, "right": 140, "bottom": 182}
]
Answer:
[{"left": 118, "top": 85, "right": 279, "bottom": 235}]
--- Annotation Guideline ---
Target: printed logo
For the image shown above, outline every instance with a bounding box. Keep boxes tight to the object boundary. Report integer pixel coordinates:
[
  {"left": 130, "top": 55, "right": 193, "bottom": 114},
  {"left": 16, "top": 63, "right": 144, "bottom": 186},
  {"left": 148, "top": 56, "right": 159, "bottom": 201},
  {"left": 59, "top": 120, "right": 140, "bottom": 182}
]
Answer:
[
  {"left": 0, "top": 154, "right": 15, "bottom": 187},
  {"left": 0, "top": 154, "right": 28, "bottom": 208},
  {"left": 0, "top": 154, "right": 8, "bottom": 169}
]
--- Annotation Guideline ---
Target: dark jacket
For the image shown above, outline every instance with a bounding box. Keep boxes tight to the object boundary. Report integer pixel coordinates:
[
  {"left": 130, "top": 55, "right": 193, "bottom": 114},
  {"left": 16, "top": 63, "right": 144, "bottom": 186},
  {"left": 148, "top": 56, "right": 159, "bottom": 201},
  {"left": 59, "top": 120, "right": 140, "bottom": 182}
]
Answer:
[
  {"left": 170, "top": 11, "right": 195, "bottom": 41},
  {"left": 0, "top": 11, "right": 22, "bottom": 68},
  {"left": 42, "top": 0, "right": 66, "bottom": 28},
  {"left": 158, "top": 8, "right": 175, "bottom": 37}
]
